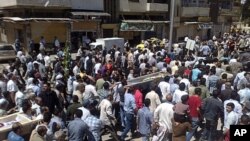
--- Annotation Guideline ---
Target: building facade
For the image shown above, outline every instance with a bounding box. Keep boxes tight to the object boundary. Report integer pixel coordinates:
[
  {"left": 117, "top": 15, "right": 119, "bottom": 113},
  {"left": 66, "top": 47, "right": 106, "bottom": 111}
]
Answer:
[
  {"left": 103, "top": 0, "right": 169, "bottom": 44},
  {"left": 0, "top": 0, "right": 109, "bottom": 50},
  {"left": 174, "top": 0, "right": 241, "bottom": 41}
]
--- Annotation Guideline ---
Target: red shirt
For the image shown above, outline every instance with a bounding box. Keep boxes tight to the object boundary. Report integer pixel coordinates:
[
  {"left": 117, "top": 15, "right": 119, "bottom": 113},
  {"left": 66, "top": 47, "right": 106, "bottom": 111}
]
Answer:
[
  {"left": 188, "top": 95, "right": 201, "bottom": 118},
  {"left": 134, "top": 89, "right": 143, "bottom": 109},
  {"left": 165, "top": 57, "right": 171, "bottom": 64}
]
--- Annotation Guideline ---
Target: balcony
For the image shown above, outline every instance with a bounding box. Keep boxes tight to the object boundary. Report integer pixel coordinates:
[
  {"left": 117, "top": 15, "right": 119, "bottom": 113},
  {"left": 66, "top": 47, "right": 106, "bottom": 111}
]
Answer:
[
  {"left": 181, "top": 7, "right": 210, "bottom": 17},
  {"left": 0, "top": 0, "right": 71, "bottom": 8},
  {"left": 146, "top": 3, "right": 168, "bottom": 12},
  {"left": 220, "top": 6, "right": 241, "bottom": 16},
  {"left": 119, "top": 0, "right": 147, "bottom": 12}
]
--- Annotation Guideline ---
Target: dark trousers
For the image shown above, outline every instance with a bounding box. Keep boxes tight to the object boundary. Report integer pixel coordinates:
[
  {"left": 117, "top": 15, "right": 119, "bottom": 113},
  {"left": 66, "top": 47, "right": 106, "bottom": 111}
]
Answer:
[
  {"left": 202, "top": 119, "right": 218, "bottom": 141},
  {"left": 121, "top": 112, "right": 134, "bottom": 140}
]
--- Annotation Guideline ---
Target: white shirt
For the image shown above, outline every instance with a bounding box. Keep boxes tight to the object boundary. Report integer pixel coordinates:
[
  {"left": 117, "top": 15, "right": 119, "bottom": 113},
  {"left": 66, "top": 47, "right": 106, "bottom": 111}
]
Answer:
[
  {"left": 44, "top": 55, "right": 51, "bottom": 67},
  {"left": 78, "top": 107, "right": 90, "bottom": 121},
  {"left": 180, "top": 78, "right": 190, "bottom": 91},
  {"left": 7, "top": 80, "right": 18, "bottom": 92},
  {"left": 15, "top": 90, "right": 25, "bottom": 109},
  {"left": 229, "top": 59, "right": 237, "bottom": 64},
  {"left": 73, "top": 65, "right": 80, "bottom": 76},
  {"left": 138, "top": 54, "right": 145, "bottom": 62},
  {"left": 238, "top": 88, "right": 250, "bottom": 105},
  {"left": 224, "top": 99, "right": 242, "bottom": 125},
  {"left": 145, "top": 91, "right": 161, "bottom": 112},
  {"left": 84, "top": 84, "right": 98, "bottom": 100},
  {"left": 54, "top": 39, "right": 60, "bottom": 47},
  {"left": 72, "top": 81, "right": 79, "bottom": 92},
  {"left": 154, "top": 102, "right": 174, "bottom": 133},
  {"left": 98, "top": 99, "right": 114, "bottom": 126},
  {"left": 115, "top": 51, "right": 120, "bottom": 61},
  {"left": 94, "top": 63, "right": 102, "bottom": 74},
  {"left": 158, "top": 81, "right": 170, "bottom": 101},
  {"left": 37, "top": 53, "right": 43, "bottom": 60},
  {"left": 223, "top": 111, "right": 238, "bottom": 130},
  {"left": 173, "top": 89, "right": 188, "bottom": 104}
]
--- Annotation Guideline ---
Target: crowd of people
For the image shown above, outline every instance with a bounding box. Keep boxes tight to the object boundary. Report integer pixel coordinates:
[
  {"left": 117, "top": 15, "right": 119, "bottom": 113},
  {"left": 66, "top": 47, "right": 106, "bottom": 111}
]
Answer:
[{"left": 1, "top": 29, "right": 250, "bottom": 141}]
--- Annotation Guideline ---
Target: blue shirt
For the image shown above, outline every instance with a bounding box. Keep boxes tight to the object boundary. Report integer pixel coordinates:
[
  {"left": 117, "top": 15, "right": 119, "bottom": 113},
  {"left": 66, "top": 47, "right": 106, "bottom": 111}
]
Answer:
[
  {"left": 7, "top": 131, "right": 24, "bottom": 141},
  {"left": 124, "top": 92, "right": 136, "bottom": 114},
  {"left": 85, "top": 115, "right": 102, "bottom": 141},
  {"left": 192, "top": 68, "right": 201, "bottom": 81},
  {"left": 68, "top": 118, "right": 88, "bottom": 141},
  {"left": 137, "top": 106, "right": 153, "bottom": 135}
]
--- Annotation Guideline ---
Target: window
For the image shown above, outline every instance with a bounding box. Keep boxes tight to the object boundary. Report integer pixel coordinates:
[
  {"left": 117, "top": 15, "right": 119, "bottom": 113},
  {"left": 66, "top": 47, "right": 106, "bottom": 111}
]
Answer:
[
  {"left": 129, "top": 0, "right": 140, "bottom": 2},
  {"left": 147, "top": 0, "right": 167, "bottom": 3}
]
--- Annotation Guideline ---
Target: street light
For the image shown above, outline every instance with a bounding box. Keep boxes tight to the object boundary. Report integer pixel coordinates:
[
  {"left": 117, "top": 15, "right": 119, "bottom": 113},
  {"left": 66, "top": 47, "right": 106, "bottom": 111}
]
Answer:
[{"left": 168, "top": 0, "right": 175, "bottom": 52}]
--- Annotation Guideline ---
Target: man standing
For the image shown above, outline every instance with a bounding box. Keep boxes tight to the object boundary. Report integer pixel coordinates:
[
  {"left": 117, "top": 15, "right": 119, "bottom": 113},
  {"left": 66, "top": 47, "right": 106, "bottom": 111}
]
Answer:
[
  {"left": 85, "top": 106, "right": 103, "bottom": 141},
  {"left": 223, "top": 102, "right": 238, "bottom": 139},
  {"left": 99, "top": 93, "right": 115, "bottom": 128},
  {"left": 137, "top": 98, "right": 153, "bottom": 141},
  {"left": 154, "top": 94, "right": 174, "bottom": 141},
  {"left": 39, "top": 83, "right": 61, "bottom": 113},
  {"left": 67, "top": 109, "right": 88, "bottom": 141},
  {"left": 145, "top": 85, "right": 161, "bottom": 112},
  {"left": 120, "top": 87, "right": 137, "bottom": 141},
  {"left": 158, "top": 76, "right": 170, "bottom": 102},
  {"left": 201, "top": 90, "right": 224, "bottom": 141},
  {"left": 186, "top": 88, "right": 202, "bottom": 141}
]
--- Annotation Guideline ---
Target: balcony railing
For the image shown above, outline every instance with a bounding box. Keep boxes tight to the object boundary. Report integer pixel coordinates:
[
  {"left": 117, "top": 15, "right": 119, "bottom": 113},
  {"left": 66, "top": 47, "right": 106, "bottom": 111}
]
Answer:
[
  {"left": 146, "top": 3, "right": 168, "bottom": 12},
  {"left": 181, "top": 3, "right": 210, "bottom": 7},
  {"left": 0, "top": 0, "right": 71, "bottom": 8}
]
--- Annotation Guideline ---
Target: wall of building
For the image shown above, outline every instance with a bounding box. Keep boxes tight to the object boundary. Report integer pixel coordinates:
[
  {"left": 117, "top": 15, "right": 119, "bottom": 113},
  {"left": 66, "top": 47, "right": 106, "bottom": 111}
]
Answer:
[
  {"left": 70, "top": 0, "right": 104, "bottom": 10},
  {"left": 30, "top": 22, "right": 68, "bottom": 43},
  {"left": 0, "top": 22, "right": 24, "bottom": 44}
]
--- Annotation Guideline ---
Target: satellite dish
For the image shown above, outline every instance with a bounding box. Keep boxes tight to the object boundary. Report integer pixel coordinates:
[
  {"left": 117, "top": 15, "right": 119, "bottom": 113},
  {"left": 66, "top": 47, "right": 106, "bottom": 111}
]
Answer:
[{"left": 44, "top": 0, "right": 50, "bottom": 7}]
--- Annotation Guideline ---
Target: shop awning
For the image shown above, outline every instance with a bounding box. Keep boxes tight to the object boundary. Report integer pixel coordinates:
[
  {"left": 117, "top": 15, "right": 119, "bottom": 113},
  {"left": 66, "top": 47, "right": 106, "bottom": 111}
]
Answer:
[
  {"left": 184, "top": 22, "right": 202, "bottom": 25},
  {"left": 184, "top": 22, "right": 213, "bottom": 29},
  {"left": 120, "top": 20, "right": 169, "bottom": 31},
  {"left": 71, "top": 12, "right": 110, "bottom": 16},
  {"left": 122, "top": 20, "right": 169, "bottom": 24},
  {"left": 2, "top": 17, "right": 72, "bottom": 22}
]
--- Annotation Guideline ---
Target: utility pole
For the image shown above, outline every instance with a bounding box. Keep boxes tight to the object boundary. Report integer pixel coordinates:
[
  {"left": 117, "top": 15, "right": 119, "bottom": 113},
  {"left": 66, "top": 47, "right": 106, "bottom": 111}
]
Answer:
[{"left": 168, "top": 0, "right": 175, "bottom": 52}]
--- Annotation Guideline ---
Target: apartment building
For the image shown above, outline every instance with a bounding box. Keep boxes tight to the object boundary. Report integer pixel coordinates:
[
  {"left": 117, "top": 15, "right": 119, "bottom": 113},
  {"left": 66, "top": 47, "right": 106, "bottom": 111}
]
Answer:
[
  {"left": 0, "top": 0, "right": 109, "bottom": 49},
  {"left": 103, "top": 0, "right": 169, "bottom": 44},
  {"left": 174, "top": 0, "right": 241, "bottom": 41}
]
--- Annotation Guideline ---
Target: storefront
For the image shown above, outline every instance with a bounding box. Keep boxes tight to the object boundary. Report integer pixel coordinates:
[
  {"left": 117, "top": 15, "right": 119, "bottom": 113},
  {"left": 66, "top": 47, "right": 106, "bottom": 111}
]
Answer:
[
  {"left": 176, "top": 22, "right": 213, "bottom": 41},
  {"left": 0, "top": 17, "right": 71, "bottom": 52},
  {"left": 119, "top": 20, "right": 169, "bottom": 45},
  {"left": 70, "top": 11, "right": 110, "bottom": 49}
]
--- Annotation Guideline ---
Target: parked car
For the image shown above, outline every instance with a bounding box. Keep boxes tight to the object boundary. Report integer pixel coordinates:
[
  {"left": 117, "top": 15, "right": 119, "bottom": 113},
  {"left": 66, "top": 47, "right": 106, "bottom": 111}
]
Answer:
[{"left": 0, "top": 43, "right": 16, "bottom": 61}]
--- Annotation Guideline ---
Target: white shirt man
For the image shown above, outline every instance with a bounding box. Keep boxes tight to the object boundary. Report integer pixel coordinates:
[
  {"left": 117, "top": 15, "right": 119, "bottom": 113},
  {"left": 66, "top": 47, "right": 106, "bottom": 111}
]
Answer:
[
  {"left": 158, "top": 81, "right": 170, "bottom": 101},
  {"left": 83, "top": 84, "right": 98, "bottom": 100},
  {"left": 44, "top": 55, "right": 51, "bottom": 68},
  {"left": 238, "top": 85, "right": 250, "bottom": 105},
  {"left": 7, "top": 79, "right": 18, "bottom": 93},
  {"left": 154, "top": 102, "right": 174, "bottom": 141},
  {"left": 98, "top": 97, "right": 114, "bottom": 126},
  {"left": 223, "top": 102, "right": 238, "bottom": 134},
  {"left": 78, "top": 106, "right": 90, "bottom": 121},
  {"left": 145, "top": 90, "right": 161, "bottom": 112},
  {"left": 224, "top": 98, "right": 242, "bottom": 125},
  {"left": 73, "top": 65, "right": 80, "bottom": 76},
  {"left": 173, "top": 89, "right": 188, "bottom": 104},
  {"left": 180, "top": 78, "right": 190, "bottom": 92},
  {"left": 94, "top": 62, "right": 101, "bottom": 75}
]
